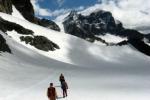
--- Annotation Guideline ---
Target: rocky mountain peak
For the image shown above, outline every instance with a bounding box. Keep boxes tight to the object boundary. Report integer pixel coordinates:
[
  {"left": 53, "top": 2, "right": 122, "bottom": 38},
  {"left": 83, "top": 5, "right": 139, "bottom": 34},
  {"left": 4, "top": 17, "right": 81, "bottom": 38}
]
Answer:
[
  {"left": 63, "top": 10, "right": 150, "bottom": 57},
  {"left": 63, "top": 9, "right": 124, "bottom": 39}
]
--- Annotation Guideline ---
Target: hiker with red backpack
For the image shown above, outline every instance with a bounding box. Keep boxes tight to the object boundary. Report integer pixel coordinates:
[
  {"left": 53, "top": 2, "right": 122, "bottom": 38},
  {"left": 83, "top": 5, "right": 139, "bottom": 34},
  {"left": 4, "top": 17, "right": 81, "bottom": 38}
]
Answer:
[
  {"left": 47, "top": 83, "right": 57, "bottom": 100},
  {"left": 47, "top": 74, "right": 68, "bottom": 99}
]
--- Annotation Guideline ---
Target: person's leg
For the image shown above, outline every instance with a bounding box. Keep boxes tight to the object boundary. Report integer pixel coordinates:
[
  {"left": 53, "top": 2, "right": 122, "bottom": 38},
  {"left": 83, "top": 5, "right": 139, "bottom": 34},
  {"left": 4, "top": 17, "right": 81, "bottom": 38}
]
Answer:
[
  {"left": 66, "top": 89, "right": 68, "bottom": 97},
  {"left": 64, "top": 89, "right": 67, "bottom": 97},
  {"left": 63, "top": 89, "right": 65, "bottom": 98}
]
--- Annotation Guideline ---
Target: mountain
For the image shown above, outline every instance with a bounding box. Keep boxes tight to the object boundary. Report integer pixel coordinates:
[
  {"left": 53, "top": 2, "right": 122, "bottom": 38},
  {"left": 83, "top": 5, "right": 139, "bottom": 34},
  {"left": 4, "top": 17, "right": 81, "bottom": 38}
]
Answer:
[
  {"left": 63, "top": 10, "right": 150, "bottom": 56},
  {"left": 0, "top": 1, "right": 150, "bottom": 100},
  {"left": 0, "top": 0, "right": 60, "bottom": 31}
]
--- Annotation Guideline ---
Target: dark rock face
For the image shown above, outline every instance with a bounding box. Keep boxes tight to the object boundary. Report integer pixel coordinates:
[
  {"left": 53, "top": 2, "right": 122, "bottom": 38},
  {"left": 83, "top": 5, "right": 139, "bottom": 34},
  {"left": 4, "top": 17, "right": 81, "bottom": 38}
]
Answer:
[
  {"left": 0, "top": 0, "right": 12, "bottom": 14},
  {"left": 63, "top": 10, "right": 145, "bottom": 41},
  {"left": 63, "top": 10, "right": 124, "bottom": 39},
  {"left": 36, "top": 18, "right": 61, "bottom": 31},
  {"left": 20, "top": 36, "right": 60, "bottom": 51},
  {"left": 63, "top": 10, "right": 150, "bottom": 57},
  {"left": 20, "top": 36, "right": 33, "bottom": 44},
  {"left": 0, "top": 0, "right": 60, "bottom": 31},
  {"left": 145, "top": 34, "right": 150, "bottom": 42},
  {"left": 119, "top": 29, "right": 144, "bottom": 40},
  {"left": 0, "top": 34, "right": 11, "bottom": 53},
  {"left": 11, "top": 0, "right": 60, "bottom": 31},
  {"left": 11, "top": 0, "right": 36, "bottom": 23},
  {"left": 0, "top": 17, "right": 34, "bottom": 35},
  {"left": 129, "top": 39, "right": 150, "bottom": 56}
]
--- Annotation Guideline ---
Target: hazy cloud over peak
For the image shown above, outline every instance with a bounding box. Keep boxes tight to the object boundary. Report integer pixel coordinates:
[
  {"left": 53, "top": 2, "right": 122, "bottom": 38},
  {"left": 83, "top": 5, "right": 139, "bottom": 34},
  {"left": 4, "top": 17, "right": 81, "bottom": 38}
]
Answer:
[{"left": 57, "top": 0, "right": 65, "bottom": 7}]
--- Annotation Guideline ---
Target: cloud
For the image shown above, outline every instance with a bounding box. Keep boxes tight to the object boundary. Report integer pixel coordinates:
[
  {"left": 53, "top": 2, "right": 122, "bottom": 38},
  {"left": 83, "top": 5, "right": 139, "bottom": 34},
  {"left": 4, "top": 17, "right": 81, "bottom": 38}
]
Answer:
[
  {"left": 57, "top": 0, "right": 65, "bottom": 7},
  {"left": 49, "top": 9, "right": 71, "bottom": 17},
  {"left": 31, "top": 0, "right": 51, "bottom": 16},
  {"left": 52, "top": 6, "right": 84, "bottom": 17},
  {"left": 31, "top": 0, "right": 65, "bottom": 17},
  {"left": 81, "top": 0, "right": 150, "bottom": 32},
  {"left": 31, "top": 0, "right": 150, "bottom": 33},
  {"left": 31, "top": 0, "right": 84, "bottom": 18}
]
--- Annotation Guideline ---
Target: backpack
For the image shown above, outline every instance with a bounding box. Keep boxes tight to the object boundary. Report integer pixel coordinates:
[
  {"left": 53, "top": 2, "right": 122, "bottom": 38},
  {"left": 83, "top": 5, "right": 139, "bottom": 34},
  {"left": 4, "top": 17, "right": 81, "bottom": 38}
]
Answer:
[
  {"left": 47, "top": 87, "right": 55, "bottom": 97},
  {"left": 61, "top": 81, "right": 68, "bottom": 89}
]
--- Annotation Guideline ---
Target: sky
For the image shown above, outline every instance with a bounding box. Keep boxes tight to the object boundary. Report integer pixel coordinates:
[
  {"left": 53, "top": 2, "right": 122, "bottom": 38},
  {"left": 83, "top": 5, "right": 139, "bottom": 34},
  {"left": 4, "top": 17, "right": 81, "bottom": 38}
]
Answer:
[
  {"left": 31, "top": 0, "right": 101, "bottom": 19},
  {"left": 39, "top": 0, "right": 98, "bottom": 10},
  {"left": 31, "top": 0, "right": 150, "bottom": 33}
]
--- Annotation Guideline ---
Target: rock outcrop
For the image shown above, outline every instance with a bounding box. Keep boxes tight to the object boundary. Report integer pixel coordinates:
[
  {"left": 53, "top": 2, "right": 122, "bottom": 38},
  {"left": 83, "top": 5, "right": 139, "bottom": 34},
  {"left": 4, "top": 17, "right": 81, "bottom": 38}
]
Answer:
[
  {"left": 0, "top": 34, "right": 11, "bottom": 53},
  {"left": 145, "top": 34, "right": 150, "bottom": 42},
  {"left": 128, "top": 39, "right": 150, "bottom": 56},
  {"left": 0, "top": 0, "right": 60, "bottom": 31},
  {"left": 0, "top": 16, "right": 60, "bottom": 52},
  {"left": 0, "top": 0, "right": 12, "bottom": 14},
  {"left": 119, "top": 29, "right": 144, "bottom": 40},
  {"left": 20, "top": 36, "right": 60, "bottom": 51},
  {"left": 0, "top": 17, "right": 34, "bottom": 35},
  {"left": 11, "top": 0, "right": 60, "bottom": 31},
  {"left": 11, "top": 0, "right": 36, "bottom": 23},
  {"left": 36, "top": 18, "right": 60, "bottom": 31}
]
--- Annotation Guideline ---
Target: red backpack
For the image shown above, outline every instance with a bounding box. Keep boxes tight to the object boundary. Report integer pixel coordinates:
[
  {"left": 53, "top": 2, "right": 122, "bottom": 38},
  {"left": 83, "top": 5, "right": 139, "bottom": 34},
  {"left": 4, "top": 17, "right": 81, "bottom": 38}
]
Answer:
[{"left": 47, "top": 87, "right": 55, "bottom": 97}]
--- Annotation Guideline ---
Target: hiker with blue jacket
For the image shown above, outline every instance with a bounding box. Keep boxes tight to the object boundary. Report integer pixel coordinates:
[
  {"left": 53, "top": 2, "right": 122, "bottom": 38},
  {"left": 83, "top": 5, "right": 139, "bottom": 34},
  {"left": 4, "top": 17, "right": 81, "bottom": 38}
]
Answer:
[{"left": 59, "top": 74, "right": 68, "bottom": 98}]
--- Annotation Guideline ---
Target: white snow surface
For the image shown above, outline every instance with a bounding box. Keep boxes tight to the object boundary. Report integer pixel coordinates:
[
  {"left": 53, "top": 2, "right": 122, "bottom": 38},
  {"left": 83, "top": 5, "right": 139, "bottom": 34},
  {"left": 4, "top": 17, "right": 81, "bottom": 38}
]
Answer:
[
  {"left": 97, "top": 34, "right": 127, "bottom": 44},
  {"left": 1, "top": 13, "right": 150, "bottom": 100},
  {"left": 12, "top": 6, "right": 26, "bottom": 21}
]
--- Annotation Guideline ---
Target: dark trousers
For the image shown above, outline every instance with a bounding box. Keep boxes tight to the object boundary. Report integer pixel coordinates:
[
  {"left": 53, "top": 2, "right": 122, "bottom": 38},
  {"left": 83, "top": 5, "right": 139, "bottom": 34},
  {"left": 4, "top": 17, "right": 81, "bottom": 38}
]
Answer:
[{"left": 62, "top": 89, "right": 67, "bottom": 97}]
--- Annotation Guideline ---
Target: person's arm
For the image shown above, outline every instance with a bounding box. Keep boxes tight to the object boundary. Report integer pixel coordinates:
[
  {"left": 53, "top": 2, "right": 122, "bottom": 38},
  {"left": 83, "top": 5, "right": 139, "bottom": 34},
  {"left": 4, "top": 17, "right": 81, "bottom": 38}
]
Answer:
[
  {"left": 54, "top": 88, "right": 58, "bottom": 98},
  {"left": 59, "top": 76, "right": 61, "bottom": 81},
  {"left": 47, "top": 88, "right": 49, "bottom": 97},
  {"left": 66, "top": 82, "right": 68, "bottom": 89}
]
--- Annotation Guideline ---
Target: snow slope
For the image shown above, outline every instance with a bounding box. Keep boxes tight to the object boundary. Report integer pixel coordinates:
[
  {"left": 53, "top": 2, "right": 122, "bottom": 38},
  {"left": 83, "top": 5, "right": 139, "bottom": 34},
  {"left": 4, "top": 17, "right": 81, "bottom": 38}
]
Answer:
[
  {"left": 1, "top": 12, "right": 150, "bottom": 68},
  {"left": 1, "top": 13, "right": 150, "bottom": 100},
  {"left": 11, "top": 6, "right": 26, "bottom": 20}
]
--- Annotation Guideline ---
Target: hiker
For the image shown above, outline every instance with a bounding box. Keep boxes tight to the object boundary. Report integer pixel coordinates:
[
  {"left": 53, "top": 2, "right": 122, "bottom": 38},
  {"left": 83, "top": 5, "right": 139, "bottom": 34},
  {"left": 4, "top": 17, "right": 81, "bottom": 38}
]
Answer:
[
  {"left": 59, "top": 74, "right": 68, "bottom": 98},
  {"left": 61, "top": 80, "right": 68, "bottom": 98},
  {"left": 47, "top": 83, "right": 57, "bottom": 100},
  {"left": 59, "top": 73, "right": 65, "bottom": 84}
]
